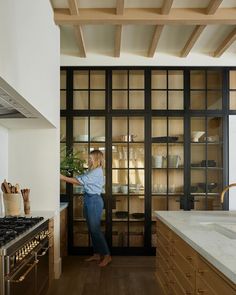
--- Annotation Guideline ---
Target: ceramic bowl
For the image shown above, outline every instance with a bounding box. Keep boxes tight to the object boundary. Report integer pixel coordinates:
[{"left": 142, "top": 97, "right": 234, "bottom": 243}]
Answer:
[{"left": 191, "top": 131, "right": 205, "bottom": 142}]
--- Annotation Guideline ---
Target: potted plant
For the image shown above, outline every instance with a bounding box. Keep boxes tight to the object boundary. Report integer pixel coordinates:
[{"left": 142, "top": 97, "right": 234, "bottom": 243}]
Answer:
[{"left": 60, "top": 147, "right": 87, "bottom": 177}]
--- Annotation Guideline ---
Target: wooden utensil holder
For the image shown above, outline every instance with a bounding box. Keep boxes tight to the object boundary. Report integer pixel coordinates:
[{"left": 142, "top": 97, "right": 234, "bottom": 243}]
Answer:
[
  {"left": 3, "top": 193, "right": 21, "bottom": 216},
  {"left": 24, "top": 201, "right": 30, "bottom": 215}
]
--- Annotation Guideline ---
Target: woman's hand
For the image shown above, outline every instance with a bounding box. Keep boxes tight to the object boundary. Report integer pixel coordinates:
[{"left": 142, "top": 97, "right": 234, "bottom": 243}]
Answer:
[{"left": 60, "top": 174, "right": 81, "bottom": 185}]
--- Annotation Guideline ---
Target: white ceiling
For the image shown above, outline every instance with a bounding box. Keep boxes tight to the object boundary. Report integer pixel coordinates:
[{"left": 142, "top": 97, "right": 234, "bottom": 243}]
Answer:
[{"left": 51, "top": 0, "right": 236, "bottom": 60}]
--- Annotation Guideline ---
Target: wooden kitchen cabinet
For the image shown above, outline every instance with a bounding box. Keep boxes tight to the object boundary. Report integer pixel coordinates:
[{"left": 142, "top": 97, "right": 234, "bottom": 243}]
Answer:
[
  {"left": 60, "top": 207, "right": 68, "bottom": 257},
  {"left": 156, "top": 218, "right": 236, "bottom": 295},
  {"left": 60, "top": 67, "right": 232, "bottom": 255}
]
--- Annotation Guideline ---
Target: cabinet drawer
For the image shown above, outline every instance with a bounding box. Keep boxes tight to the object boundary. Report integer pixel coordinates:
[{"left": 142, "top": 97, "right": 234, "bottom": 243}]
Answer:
[
  {"left": 156, "top": 237, "right": 171, "bottom": 260},
  {"left": 170, "top": 249, "right": 195, "bottom": 291},
  {"left": 155, "top": 271, "right": 169, "bottom": 295},
  {"left": 171, "top": 231, "right": 196, "bottom": 268},
  {"left": 157, "top": 250, "right": 171, "bottom": 273},
  {"left": 169, "top": 271, "right": 194, "bottom": 295},
  {"left": 197, "top": 256, "right": 236, "bottom": 295},
  {"left": 156, "top": 219, "right": 172, "bottom": 240}
]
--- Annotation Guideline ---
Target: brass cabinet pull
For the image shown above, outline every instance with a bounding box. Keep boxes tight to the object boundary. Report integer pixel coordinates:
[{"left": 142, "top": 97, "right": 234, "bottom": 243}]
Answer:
[
  {"left": 37, "top": 245, "right": 51, "bottom": 257},
  {"left": 186, "top": 256, "right": 193, "bottom": 261},
  {"left": 197, "top": 289, "right": 206, "bottom": 294},
  {"left": 185, "top": 272, "right": 192, "bottom": 278},
  {"left": 185, "top": 292, "right": 193, "bottom": 295},
  {"left": 198, "top": 269, "right": 207, "bottom": 274},
  {"left": 8, "top": 259, "right": 39, "bottom": 283}
]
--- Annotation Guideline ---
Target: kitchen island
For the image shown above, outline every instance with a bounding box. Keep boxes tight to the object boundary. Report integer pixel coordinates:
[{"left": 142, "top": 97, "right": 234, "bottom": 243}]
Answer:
[{"left": 154, "top": 211, "right": 236, "bottom": 295}]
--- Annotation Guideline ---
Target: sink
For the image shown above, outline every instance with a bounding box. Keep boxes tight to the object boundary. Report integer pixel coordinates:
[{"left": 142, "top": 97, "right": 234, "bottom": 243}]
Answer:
[{"left": 200, "top": 222, "right": 236, "bottom": 239}]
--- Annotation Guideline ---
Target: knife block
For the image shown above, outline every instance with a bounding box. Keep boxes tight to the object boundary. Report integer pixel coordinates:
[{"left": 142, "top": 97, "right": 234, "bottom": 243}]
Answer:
[{"left": 3, "top": 193, "right": 21, "bottom": 216}]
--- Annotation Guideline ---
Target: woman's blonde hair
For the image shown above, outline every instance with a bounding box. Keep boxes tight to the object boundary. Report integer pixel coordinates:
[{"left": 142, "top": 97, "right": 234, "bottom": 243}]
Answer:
[{"left": 89, "top": 150, "right": 104, "bottom": 169}]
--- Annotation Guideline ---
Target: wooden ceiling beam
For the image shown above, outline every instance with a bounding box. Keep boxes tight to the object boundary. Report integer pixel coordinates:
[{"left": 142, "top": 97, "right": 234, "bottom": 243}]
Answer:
[
  {"left": 54, "top": 8, "right": 236, "bottom": 25},
  {"left": 206, "top": 0, "right": 223, "bottom": 15},
  {"left": 161, "top": 0, "right": 173, "bottom": 15},
  {"left": 181, "top": 25, "right": 206, "bottom": 57},
  {"left": 214, "top": 27, "right": 236, "bottom": 57},
  {"left": 148, "top": 25, "right": 164, "bottom": 57},
  {"left": 67, "top": 0, "right": 86, "bottom": 57},
  {"left": 116, "top": 0, "right": 124, "bottom": 15}
]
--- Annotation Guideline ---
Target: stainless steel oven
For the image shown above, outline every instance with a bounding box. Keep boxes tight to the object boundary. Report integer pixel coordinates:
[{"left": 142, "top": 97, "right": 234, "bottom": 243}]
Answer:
[{"left": 0, "top": 219, "right": 50, "bottom": 295}]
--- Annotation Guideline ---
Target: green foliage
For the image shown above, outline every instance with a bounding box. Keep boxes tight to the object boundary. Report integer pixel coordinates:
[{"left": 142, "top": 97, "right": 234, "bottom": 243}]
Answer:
[{"left": 60, "top": 147, "right": 87, "bottom": 177}]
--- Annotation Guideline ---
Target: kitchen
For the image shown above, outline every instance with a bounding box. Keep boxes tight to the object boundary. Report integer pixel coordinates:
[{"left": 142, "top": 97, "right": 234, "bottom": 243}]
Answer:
[{"left": 1, "top": 0, "right": 236, "bottom": 294}]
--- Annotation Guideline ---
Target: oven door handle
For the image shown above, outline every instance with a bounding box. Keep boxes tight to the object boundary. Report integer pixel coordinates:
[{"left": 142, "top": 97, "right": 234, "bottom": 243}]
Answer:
[
  {"left": 8, "top": 259, "right": 39, "bottom": 283},
  {"left": 37, "top": 245, "right": 51, "bottom": 257}
]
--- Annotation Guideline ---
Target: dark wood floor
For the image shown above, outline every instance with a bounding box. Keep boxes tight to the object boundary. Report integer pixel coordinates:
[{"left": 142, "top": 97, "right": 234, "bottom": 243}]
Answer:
[{"left": 47, "top": 256, "right": 162, "bottom": 295}]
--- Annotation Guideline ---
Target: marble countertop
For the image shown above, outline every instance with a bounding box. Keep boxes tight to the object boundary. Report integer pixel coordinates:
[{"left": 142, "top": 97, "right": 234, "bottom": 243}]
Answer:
[{"left": 154, "top": 210, "right": 236, "bottom": 284}]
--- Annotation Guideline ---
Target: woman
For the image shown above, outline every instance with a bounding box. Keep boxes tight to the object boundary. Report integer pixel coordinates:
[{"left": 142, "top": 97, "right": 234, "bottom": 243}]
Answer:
[{"left": 60, "top": 150, "right": 111, "bottom": 267}]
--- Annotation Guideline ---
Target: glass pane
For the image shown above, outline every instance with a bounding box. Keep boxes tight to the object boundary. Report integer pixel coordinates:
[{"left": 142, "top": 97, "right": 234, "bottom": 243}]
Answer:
[
  {"left": 129, "top": 91, "right": 144, "bottom": 109},
  {"left": 190, "top": 91, "right": 205, "bottom": 110},
  {"left": 129, "top": 117, "right": 144, "bottom": 141},
  {"left": 112, "top": 117, "right": 128, "bottom": 141},
  {"left": 112, "top": 91, "right": 128, "bottom": 109},
  {"left": 90, "top": 117, "right": 105, "bottom": 141},
  {"left": 229, "top": 91, "right": 236, "bottom": 110},
  {"left": 192, "top": 196, "right": 213, "bottom": 210},
  {"left": 112, "top": 222, "right": 128, "bottom": 247},
  {"left": 168, "top": 91, "right": 183, "bottom": 110},
  {"left": 74, "top": 71, "right": 88, "bottom": 89},
  {"left": 112, "top": 144, "right": 128, "bottom": 169},
  {"left": 128, "top": 224, "right": 144, "bottom": 247},
  {"left": 191, "top": 118, "right": 205, "bottom": 142},
  {"left": 112, "top": 70, "right": 128, "bottom": 89},
  {"left": 207, "top": 117, "right": 222, "bottom": 141},
  {"left": 90, "top": 91, "right": 105, "bottom": 110},
  {"left": 152, "top": 144, "right": 167, "bottom": 169},
  {"left": 129, "top": 70, "right": 144, "bottom": 89},
  {"left": 168, "top": 117, "right": 183, "bottom": 138},
  {"left": 73, "top": 117, "right": 89, "bottom": 141},
  {"left": 152, "top": 170, "right": 167, "bottom": 194},
  {"left": 168, "top": 70, "right": 183, "bottom": 89},
  {"left": 152, "top": 196, "right": 167, "bottom": 213},
  {"left": 207, "top": 91, "right": 222, "bottom": 110},
  {"left": 112, "top": 170, "right": 128, "bottom": 193},
  {"left": 152, "top": 117, "right": 167, "bottom": 138},
  {"left": 207, "top": 70, "right": 222, "bottom": 89},
  {"left": 73, "top": 222, "right": 89, "bottom": 246},
  {"left": 168, "top": 145, "right": 184, "bottom": 168},
  {"left": 90, "top": 70, "right": 105, "bottom": 89},
  {"left": 152, "top": 70, "right": 167, "bottom": 89},
  {"left": 73, "top": 144, "right": 88, "bottom": 164},
  {"left": 60, "top": 71, "right": 66, "bottom": 89},
  {"left": 129, "top": 170, "right": 145, "bottom": 193},
  {"left": 190, "top": 70, "right": 205, "bottom": 89},
  {"left": 129, "top": 144, "right": 144, "bottom": 168},
  {"left": 152, "top": 91, "right": 167, "bottom": 110},
  {"left": 191, "top": 169, "right": 206, "bottom": 193},
  {"left": 230, "top": 71, "right": 236, "bottom": 89},
  {"left": 168, "top": 171, "right": 183, "bottom": 193},
  {"left": 207, "top": 144, "right": 223, "bottom": 168},
  {"left": 191, "top": 144, "right": 205, "bottom": 168},
  {"left": 168, "top": 196, "right": 181, "bottom": 210},
  {"left": 60, "top": 91, "right": 66, "bottom": 110},
  {"left": 60, "top": 118, "right": 66, "bottom": 142},
  {"left": 73, "top": 91, "right": 88, "bottom": 110}
]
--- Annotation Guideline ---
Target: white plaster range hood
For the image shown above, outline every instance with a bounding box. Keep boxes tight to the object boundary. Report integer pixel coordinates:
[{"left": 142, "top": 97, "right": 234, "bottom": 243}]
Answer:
[{"left": 0, "top": 77, "right": 38, "bottom": 118}]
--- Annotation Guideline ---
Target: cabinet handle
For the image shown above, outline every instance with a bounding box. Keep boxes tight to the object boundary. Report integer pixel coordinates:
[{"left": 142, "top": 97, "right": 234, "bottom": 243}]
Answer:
[
  {"left": 186, "top": 256, "right": 193, "bottom": 261},
  {"left": 197, "top": 289, "right": 206, "bottom": 294},
  {"left": 185, "top": 272, "right": 192, "bottom": 278},
  {"left": 170, "top": 280, "right": 175, "bottom": 284},
  {"left": 198, "top": 269, "right": 207, "bottom": 274},
  {"left": 185, "top": 292, "right": 193, "bottom": 295}
]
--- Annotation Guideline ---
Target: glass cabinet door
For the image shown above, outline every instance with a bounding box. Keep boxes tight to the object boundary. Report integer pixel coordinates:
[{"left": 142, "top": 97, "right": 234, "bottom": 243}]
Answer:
[
  {"left": 190, "top": 117, "right": 223, "bottom": 210},
  {"left": 151, "top": 117, "right": 184, "bottom": 217},
  {"left": 112, "top": 116, "right": 145, "bottom": 248}
]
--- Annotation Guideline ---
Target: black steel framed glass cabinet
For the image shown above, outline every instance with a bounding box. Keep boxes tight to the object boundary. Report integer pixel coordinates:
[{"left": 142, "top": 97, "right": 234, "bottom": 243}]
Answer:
[{"left": 60, "top": 67, "right": 235, "bottom": 255}]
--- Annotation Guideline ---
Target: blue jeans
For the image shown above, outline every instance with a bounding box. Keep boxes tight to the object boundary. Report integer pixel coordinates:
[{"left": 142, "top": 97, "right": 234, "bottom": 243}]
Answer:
[{"left": 83, "top": 193, "right": 110, "bottom": 255}]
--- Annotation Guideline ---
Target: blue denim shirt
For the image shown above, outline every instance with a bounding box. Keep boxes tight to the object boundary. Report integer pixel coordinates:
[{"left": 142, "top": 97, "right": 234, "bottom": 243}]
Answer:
[{"left": 76, "top": 167, "right": 104, "bottom": 195}]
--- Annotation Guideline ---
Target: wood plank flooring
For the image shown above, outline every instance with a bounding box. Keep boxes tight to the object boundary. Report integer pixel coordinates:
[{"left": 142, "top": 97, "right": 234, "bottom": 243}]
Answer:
[{"left": 47, "top": 256, "right": 162, "bottom": 295}]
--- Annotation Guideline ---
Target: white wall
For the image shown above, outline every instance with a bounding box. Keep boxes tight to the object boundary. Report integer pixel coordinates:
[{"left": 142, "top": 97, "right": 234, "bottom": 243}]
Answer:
[
  {"left": 0, "top": 0, "right": 59, "bottom": 127},
  {"left": 0, "top": 126, "right": 8, "bottom": 181},
  {"left": 229, "top": 116, "right": 236, "bottom": 210}
]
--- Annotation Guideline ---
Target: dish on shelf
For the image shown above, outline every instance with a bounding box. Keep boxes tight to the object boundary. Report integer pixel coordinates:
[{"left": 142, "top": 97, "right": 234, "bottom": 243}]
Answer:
[
  {"left": 74, "top": 135, "right": 89, "bottom": 141},
  {"left": 131, "top": 213, "right": 145, "bottom": 219},
  {"left": 201, "top": 160, "right": 216, "bottom": 167},
  {"left": 112, "top": 184, "right": 120, "bottom": 193},
  {"left": 191, "top": 131, "right": 205, "bottom": 142},
  {"left": 198, "top": 182, "right": 217, "bottom": 192},
  {"left": 115, "top": 211, "right": 128, "bottom": 219},
  {"left": 152, "top": 136, "right": 178, "bottom": 143},
  {"left": 91, "top": 136, "right": 105, "bottom": 142},
  {"left": 191, "top": 163, "right": 201, "bottom": 167},
  {"left": 203, "top": 135, "right": 219, "bottom": 142}
]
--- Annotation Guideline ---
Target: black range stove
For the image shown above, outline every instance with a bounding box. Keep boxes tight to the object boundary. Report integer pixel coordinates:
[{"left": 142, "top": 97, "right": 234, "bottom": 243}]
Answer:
[{"left": 0, "top": 216, "right": 44, "bottom": 247}]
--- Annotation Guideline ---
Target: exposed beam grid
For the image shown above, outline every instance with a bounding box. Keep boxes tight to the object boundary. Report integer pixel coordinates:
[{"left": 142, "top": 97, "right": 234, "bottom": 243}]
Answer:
[
  {"left": 161, "top": 0, "right": 173, "bottom": 15},
  {"left": 54, "top": 8, "right": 236, "bottom": 26},
  {"left": 67, "top": 0, "right": 86, "bottom": 58},
  {"left": 148, "top": 25, "right": 164, "bottom": 57},
  {"left": 114, "top": 0, "right": 124, "bottom": 57},
  {"left": 206, "top": 0, "right": 223, "bottom": 15},
  {"left": 68, "top": 0, "right": 79, "bottom": 15},
  {"left": 116, "top": 0, "right": 124, "bottom": 15},
  {"left": 214, "top": 27, "right": 236, "bottom": 57},
  {"left": 115, "top": 25, "right": 122, "bottom": 57},
  {"left": 181, "top": 25, "right": 206, "bottom": 57}
]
